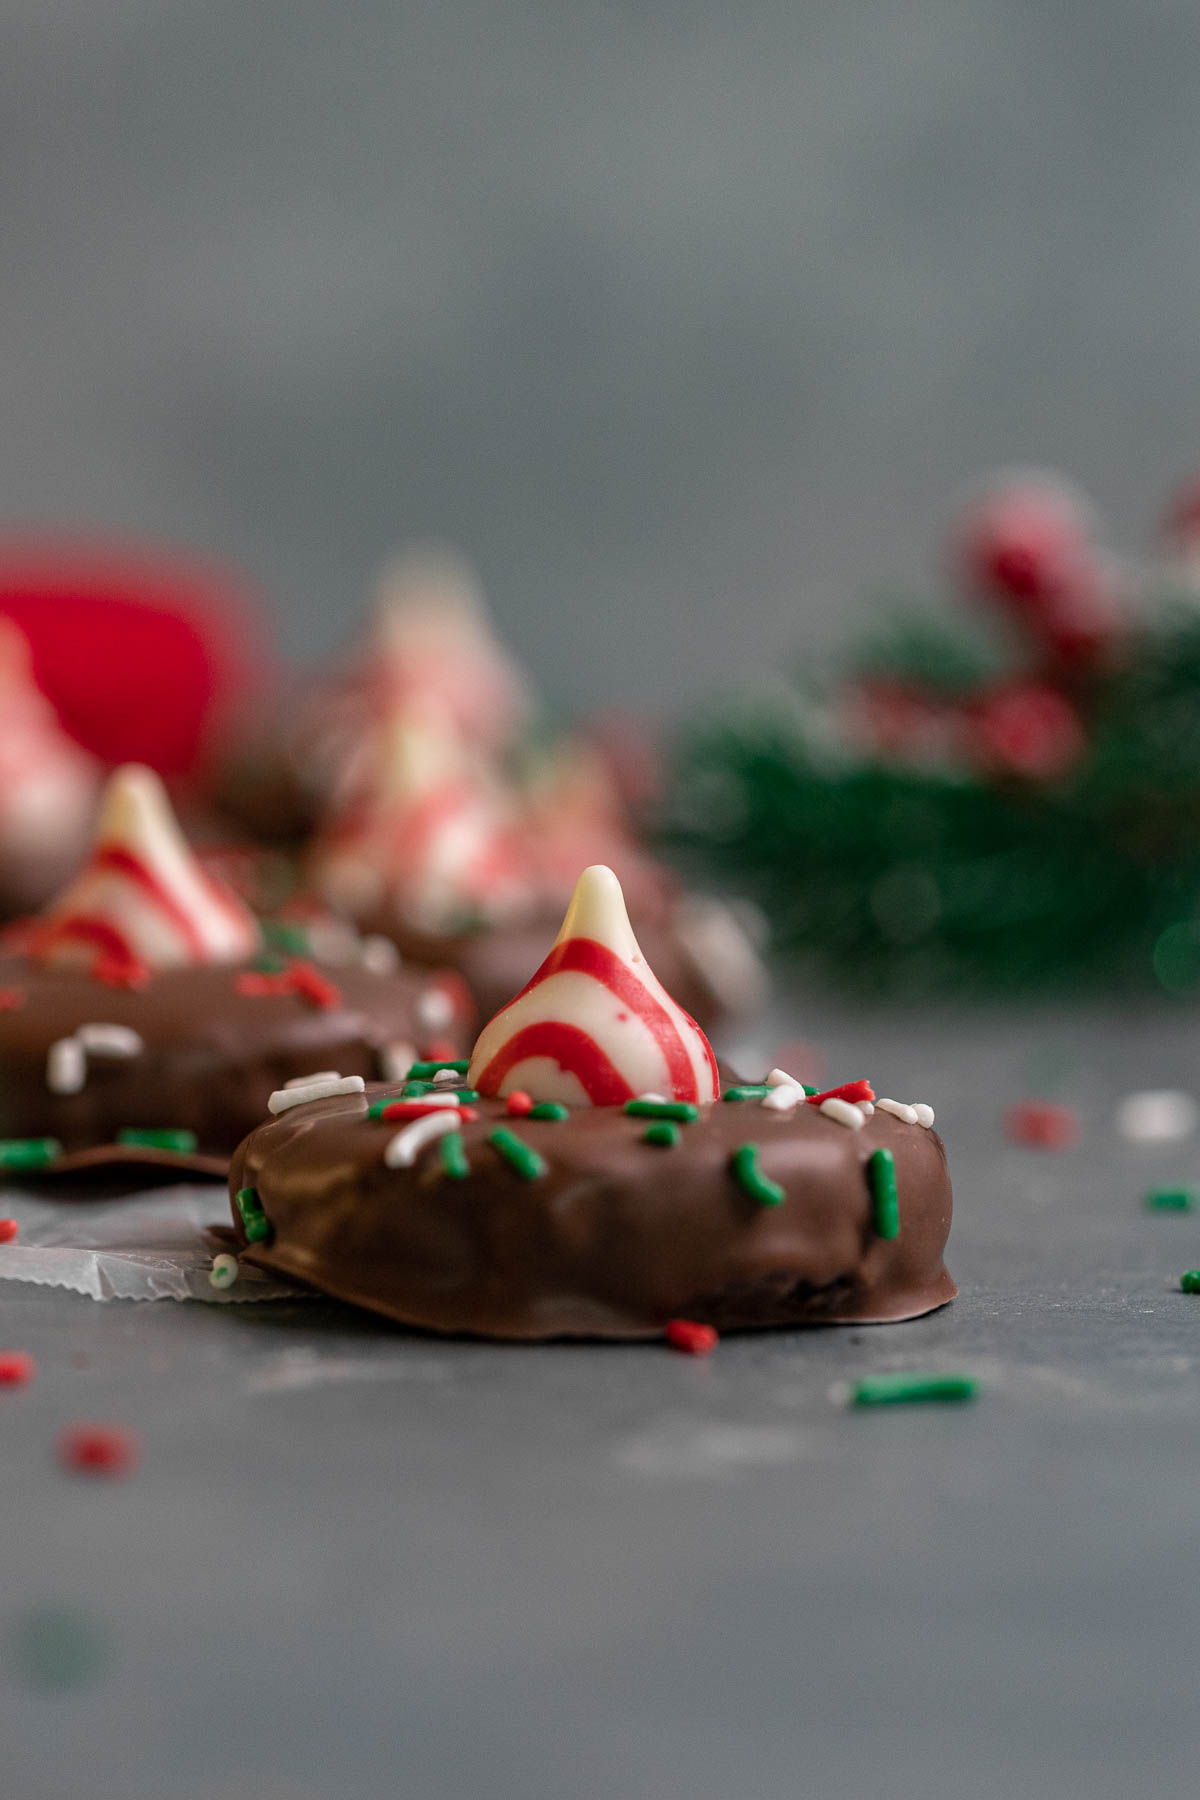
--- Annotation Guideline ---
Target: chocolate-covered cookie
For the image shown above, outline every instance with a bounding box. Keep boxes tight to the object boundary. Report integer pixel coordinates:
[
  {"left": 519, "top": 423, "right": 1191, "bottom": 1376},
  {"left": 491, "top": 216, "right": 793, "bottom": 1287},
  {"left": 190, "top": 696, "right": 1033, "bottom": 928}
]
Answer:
[
  {"left": 229, "top": 867, "right": 953, "bottom": 1337},
  {"left": 0, "top": 766, "right": 469, "bottom": 1174}
]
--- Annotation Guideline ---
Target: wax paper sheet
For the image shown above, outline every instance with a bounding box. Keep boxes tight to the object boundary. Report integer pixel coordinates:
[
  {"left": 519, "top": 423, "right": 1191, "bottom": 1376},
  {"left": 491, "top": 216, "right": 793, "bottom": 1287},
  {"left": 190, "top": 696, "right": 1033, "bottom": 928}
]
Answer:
[{"left": 0, "top": 1185, "right": 308, "bottom": 1304}]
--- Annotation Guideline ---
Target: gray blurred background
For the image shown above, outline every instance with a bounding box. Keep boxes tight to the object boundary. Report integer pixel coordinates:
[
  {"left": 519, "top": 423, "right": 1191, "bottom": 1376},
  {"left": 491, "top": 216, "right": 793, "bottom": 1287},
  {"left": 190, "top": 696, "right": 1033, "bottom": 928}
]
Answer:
[{"left": 2, "top": 0, "right": 1199, "bottom": 715}]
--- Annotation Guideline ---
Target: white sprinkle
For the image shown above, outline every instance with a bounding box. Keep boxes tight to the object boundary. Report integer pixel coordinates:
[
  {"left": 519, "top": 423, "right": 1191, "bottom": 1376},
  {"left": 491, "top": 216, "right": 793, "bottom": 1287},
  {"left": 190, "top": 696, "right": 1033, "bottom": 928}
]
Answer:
[
  {"left": 819, "top": 1097, "right": 866, "bottom": 1129},
  {"left": 417, "top": 987, "right": 456, "bottom": 1031},
  {"left": 268, "top": 1074, "right": 365, "bottom": 1114},
  {"left": 379, "top": 1042, "right": 416, "bottom": 1084},
  {"left": 284, "top": 1069, "right": 340, "bottom": 1088},
  {"left": 209, "top": 1253, "right": 239, "bottom": 1290},
  {"left": 765, "top": 1067, "right": 801, "bottom": 1088},
  {"left": 912, "top": 1103, "right": 935, "bottom": 1128},
  {"left": 859, "top": 1100, "right": 875, "bottom": 1117},
  {"left": 46, "top": 1036, "right": 86, "bottom": 1095},
  {"left": 361, "top": 934, "right": 400, "bottom": 975},
  {"left": 407, "top": 1092, "right": 464, "bottom": 1109},
  {"left": 760, "top": 1083, "right": 804, "bottom": 1112},
  {"left": 876, "top": 1098, "right": 918, "bottom": 1124},
  {"left": 76, "top": 1022, "right": 144, "bottom": 1058},
  {"left": 431, "top": 1067, "right": 461, "bottom": 1087},
  {"left": 635, "top": 1092, "right": 667, "bottom": 1104},
  {"left": 1115, "top": 1090, "right": 1197, "bottom": 1143},
  {"left": 384, "top": 1110, "right": 458, "bottom": 1167}
]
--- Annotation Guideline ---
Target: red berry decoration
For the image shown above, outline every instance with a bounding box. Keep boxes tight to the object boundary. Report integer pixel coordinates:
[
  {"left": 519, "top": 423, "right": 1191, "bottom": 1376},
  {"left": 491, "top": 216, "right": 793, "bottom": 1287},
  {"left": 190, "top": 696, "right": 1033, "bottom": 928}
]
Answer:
[
  {"left": 58, "top": 1424, "right": 140, "bottom": 1478},
  {"left": 957, "top": 481, "right": 1119, "bottom": 668},
  {"left": 1004, "top": 1102, "right": 1079, "bottom": 1150},
  {"left": 969, "top": 683, "right": 1086, "bottom": 781},
  {"left": 0, "top": 1220, "right": 18, "bottom": 1244}
]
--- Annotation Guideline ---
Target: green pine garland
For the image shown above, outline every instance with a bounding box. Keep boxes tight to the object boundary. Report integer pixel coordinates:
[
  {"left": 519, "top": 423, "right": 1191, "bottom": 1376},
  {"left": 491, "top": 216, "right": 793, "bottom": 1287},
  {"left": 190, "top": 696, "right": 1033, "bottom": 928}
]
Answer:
[{"left": 662, "top": 608, "right": 1200, "bottom": 996}]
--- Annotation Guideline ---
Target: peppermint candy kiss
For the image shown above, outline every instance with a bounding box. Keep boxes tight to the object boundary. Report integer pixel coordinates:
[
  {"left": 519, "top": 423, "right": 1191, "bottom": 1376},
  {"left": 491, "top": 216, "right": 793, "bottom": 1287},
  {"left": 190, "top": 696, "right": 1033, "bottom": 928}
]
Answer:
[
  {"left": 467, "top": 864, "right": 720, "bottom": 1107},
  {"left": 31, "top": 763, "right": 259, "bottom": 972}
]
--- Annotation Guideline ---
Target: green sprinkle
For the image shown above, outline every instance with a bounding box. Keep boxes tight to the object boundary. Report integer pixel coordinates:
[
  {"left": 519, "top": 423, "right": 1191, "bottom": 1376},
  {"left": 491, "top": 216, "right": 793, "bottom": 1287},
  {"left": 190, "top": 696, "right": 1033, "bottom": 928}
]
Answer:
[
  {"left": 730, "top": 1142, "right": 785, "bottom": 1207},
  {"left": 250, "top": 952, "right": 288, "bottom": 974},
  {"left": 439, "top": 1131, "right": 471, "bottom": 1181},
  {"left": 623, "top": 1100, "right": 700, "bottom": 1122},
  {"left": 260, "top": 920, "right": 310, "bottom": 956},
  {"left": 723, "top": 1084, "right": 772, "bottom": 1101},
  {"left": 235, "top": 1185, "right": 272, "bottom": 1244},
  {"left": 849, "top": 1372, "right": 978, "bottom": 1407},
  {"left": 487, "top": 1128, "right": 547, "bottom": 1181},
  {"left": 407, "top": 1058, "right": 470, "bottom": 1079},
  {"left": 529, "top": 1102, "right": 569, "bottom": 1121},
  {"left": 1181, "top": 1270, "right": 1200, "bottom": 1295},
  {"left": 451, "top": 1088, "right": 480, "bottom": 1104},
  {"left": 868, "top": 1147, "right": 900, "bottom": 1240},
  {"left": 116, "top": 1127, "right": 199, "bottom": 1155},
  {"left": 1145, "top": 1188, "right": 1196, "bottom": 1212},
  {"left": 803, "top": 1085, "right": 818, "bottom": 1096},
  {"left": 0, "top": 1137, "right": 62, "bottom": 1171},
  {"left": 644, "top": 1121, "right": 680, "bottom": 1148}
]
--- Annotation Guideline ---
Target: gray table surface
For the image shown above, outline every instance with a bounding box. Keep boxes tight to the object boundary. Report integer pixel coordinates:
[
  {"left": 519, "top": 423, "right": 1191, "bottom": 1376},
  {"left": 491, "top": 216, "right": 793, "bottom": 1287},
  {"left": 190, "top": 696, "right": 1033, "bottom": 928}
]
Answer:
[{"left": 3, "top": 992, "right": 1199, "bottom": 1800}]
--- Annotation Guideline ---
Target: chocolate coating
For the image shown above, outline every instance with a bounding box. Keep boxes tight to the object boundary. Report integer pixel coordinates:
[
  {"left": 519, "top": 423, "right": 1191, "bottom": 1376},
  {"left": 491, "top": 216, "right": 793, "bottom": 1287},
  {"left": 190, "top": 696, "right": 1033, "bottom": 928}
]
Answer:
[
  {"left": 0, "top": 959, "right": 471, "bottom": 1174},
  {"left": 229, "top": 1087, "right": 955, "bottom": 1338}
]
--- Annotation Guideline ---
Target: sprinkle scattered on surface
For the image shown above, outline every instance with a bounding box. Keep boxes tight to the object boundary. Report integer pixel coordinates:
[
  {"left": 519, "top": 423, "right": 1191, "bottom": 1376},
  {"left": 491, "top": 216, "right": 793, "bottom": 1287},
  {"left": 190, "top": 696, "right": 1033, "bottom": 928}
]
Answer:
[
  {"left": 58, "top": 1424, "right": 140, "bottom": 1477},
  {"left": 1144, "top": 1188, "right": 1195, "bottom": 1212},
  {"left": 76, "top": 1022, "right": 144, "bottom": 1058},
  {"left": 0, "top": 1220, "right": 18, "bottom": 1243},
  {"left": 849, "top": 1372, "right": 978, "bottom": 1407},
  {"left": 116, "top": 1127, "right": 199, "bottom": 1155},
  {"left": 488, "top": 1128, "right": 548, "bottom": 1180},
  {"left": 760, "top": 1084, "right": 804, "bottom": 1112},
  {"left": 505, "top": 1090, "right": 534, "bottom": 1117},
  {"left": 868, "top": 1147, "right": 900, "bottom": 1239},
  {"left": 439, "top": 1131, "right": 471, "bottom": 1180},
  {"left": 284, "top": 1070, "right": 339, "bottom": 1088},
  {"left": 876, "top": 1098, "right": 919, "bottom": 1124},
  {"left": 529, "top": 1102, "right": 569, "bottom": 1121},
  {"left": 268, "top": 1074, "right": 365, "bottom": 1114},
  {"left": 209, "top": 1254, "right": 239, "bottom": 1290},
  {"left": 723, "top": 1084, "right": 772, "bottom": 1101},
  {"left": 730, "top": 1142, "right": 785, "bottom": 1207},
  {"left": 407, "top": 1058, "right": 470, "bottom": 1079},
  {"left": 46, "top": 1035, "right": 86, "bottom": 1095},
  {"left": 1181, "top": 1270, "right": 1200, "bottom": 1294},
  {"left": 235, "top": 1187, "right": 272, "bottom": 1244},
  {"left": 665, "top": 1319, "right": 719, "bottom": 1356},
  {"left": 0, "top": 1351, "right": 35, "bottom": 1386},
  {"left": 809, "top": 1080, "right": 876, "bottom": 1107},
  {"left": 0, "top": 1139, "right": 61, "bottom": 1171},
  {"left": 1004, "top": 1102, "right": 1078, "bottom": 1149},
  {"left": 1116, "top": 1090, "right": 1198, "bottom": 1143},
  {"left": 819, "top": 1097, "right": 866, "bottom": 1130},
  {"left": 644, "top": 1121, "right": 680, "bottom": 1147},
  {"left": 384, "top": 1111, "right": 458, "bottom": 1168},
  {"left": 911, "top": 1103, "right": 935, "bottom": 1128},
  {"left": 624, "top": 1100, "right": 700, "bottom": 1123},
  {"left": 764, "top": 1067, "right": 800, "bottom": 1088}
]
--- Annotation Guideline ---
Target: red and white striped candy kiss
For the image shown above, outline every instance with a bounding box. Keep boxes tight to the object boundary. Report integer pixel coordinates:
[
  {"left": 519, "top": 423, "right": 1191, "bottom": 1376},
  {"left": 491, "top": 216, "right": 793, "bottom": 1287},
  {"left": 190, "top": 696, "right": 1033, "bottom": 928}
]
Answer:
[
  {"left": 32, "top": 762, "right": 259, "bottom": 972},
  {"left": 468, "top": 863, "right": 720, "bottom": 1106}
]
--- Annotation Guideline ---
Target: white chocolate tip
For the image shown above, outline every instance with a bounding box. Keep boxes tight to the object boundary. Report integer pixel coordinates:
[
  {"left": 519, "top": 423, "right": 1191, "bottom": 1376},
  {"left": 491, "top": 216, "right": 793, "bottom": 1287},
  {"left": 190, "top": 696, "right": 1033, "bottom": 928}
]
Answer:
[{"left": 553, "top": 864, "right": 641, "bottom": 960}]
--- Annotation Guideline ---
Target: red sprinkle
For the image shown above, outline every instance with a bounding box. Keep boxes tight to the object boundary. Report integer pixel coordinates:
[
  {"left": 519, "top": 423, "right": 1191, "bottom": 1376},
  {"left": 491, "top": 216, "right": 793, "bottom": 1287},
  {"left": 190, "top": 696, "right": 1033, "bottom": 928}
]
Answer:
[
  {"left": 287, "top": 960, "right": 342, "bottom": 1011},
  {"left": 1004, "top": 1102, "right": 1079, "bottom": 1150},
  {"left": 58, "top": 1424, "right": 140, "bottom": 1478},
  {"left": 92, "top": 953, "right": 150, "bottom": 989},
  {"left": 378, "top": 1100, "right": 463, "bottom": 1123},
  {"left": 505, "top": 1090, "right": 534, "bottom": 1117},
  {"left": 0, "top": 987, "right": 26, "bottom": 1011},
  {"left": 0, "top": 1351, "right": 35, "bottom": 1386},
  {"left": 808, "top": 1080, "right": 875, "bottom": 1108},
  {"left": 236, "top": 961, "right": 342, "bottom": 1010},
  {"left": 0, "top": 1220, "right": 18, "bottom": 1244},
  {"left": 665, "top": 1319, "right": 719, "bottom": 1356}
]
